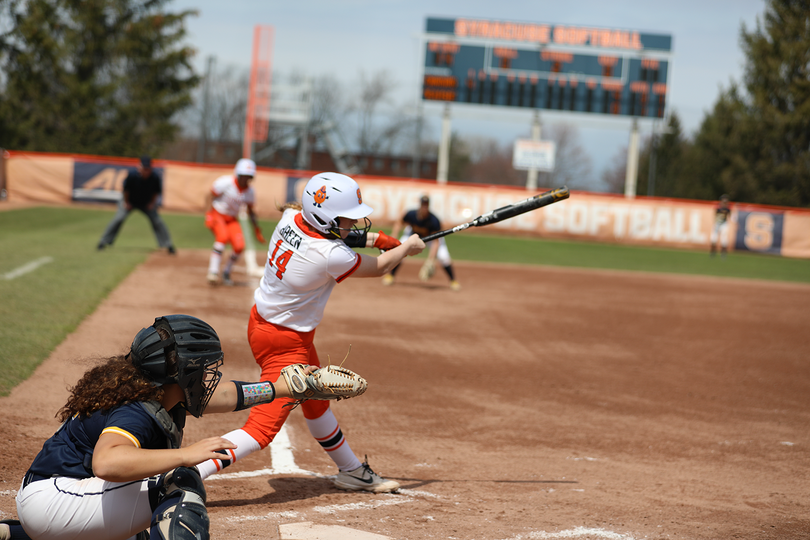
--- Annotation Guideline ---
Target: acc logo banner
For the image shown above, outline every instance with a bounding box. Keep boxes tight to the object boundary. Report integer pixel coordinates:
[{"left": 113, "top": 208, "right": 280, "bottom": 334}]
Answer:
[
  {"left": 72, "top": 161, "right": 163, "bottom": 204},
  {"left": 734, "top": 210, "right": 784, "bottom": 255}
]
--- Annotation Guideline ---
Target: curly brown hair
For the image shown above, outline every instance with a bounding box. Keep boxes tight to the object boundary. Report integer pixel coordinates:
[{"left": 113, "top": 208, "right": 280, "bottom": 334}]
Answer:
[{"left": 57, "top": 355, "right": 164, "bottom": 422}]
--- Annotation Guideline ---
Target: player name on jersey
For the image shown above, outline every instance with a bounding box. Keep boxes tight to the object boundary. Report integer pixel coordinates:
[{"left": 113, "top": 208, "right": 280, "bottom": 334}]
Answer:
[{"left": 278, "top": 224, "right": 303, "bottom": 249}]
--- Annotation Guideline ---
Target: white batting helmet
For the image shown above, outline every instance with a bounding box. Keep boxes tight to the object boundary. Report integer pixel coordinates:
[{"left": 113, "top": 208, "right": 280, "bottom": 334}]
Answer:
[
  {"left": 301, "top": 172, "right": 373, "bottom": 237},
  {"left": 234, "top": 158, "right": 256, "bottom": 177}
]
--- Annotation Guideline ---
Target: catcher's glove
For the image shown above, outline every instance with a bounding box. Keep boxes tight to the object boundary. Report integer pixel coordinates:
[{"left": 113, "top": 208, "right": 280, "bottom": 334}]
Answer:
[
  {"left": 418, "top": 259, "right": 436, "bottom": 282},
  {"left": 280, "top": 364, "right": 367, "bottom": 407}
]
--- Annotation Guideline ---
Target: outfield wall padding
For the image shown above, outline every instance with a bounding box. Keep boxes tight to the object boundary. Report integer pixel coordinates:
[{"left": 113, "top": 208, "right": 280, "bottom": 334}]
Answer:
[{"left": 5, "top": 151, "right": 810, "bottom": 259}]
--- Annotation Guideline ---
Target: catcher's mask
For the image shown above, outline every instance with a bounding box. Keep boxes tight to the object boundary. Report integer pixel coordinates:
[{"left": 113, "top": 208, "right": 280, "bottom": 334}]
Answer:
[{"left": 130, "top": 315, "right": 223, "bottom": 417}]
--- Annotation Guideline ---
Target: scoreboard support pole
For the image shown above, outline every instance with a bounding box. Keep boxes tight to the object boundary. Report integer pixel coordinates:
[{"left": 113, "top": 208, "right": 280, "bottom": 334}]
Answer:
[
  {"left": 436, "top": 103, "right": 452, "bottom": 184},
  {"left": 526, "top": 111, "right": 542, "bottom": 191},
  {"left": 624, "top": 119, "right": 640, "bottom": 199}
]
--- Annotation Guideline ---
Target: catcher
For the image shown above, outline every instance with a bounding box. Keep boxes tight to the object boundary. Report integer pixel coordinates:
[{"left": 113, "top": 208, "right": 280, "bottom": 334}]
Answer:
[
  {"left": 382, "top": 194, "right": 461, "bottom": 291},
  {"left": 195, "top": 172, "right": 424, "bottom": 493},
  {"left": 3, "top": 315, "right": 366, "bottom": 540}
]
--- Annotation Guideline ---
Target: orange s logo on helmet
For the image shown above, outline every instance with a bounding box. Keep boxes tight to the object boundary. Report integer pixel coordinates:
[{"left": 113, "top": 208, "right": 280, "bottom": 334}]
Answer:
[
  {"left": 313, "top": 185, "right": 328, "bottom": 207},
  {"left": 356, "top": 188, "right": 363, "bottom": 204}
]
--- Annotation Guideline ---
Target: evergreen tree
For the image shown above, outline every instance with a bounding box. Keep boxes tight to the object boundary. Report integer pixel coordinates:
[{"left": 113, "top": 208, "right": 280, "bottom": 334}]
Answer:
[
  {"left": 686, "top": 0, "right": 810, "bottom": 206},
  {"left": 0, "top": 0, "right": 200, "bottom": 157},
  {"left": 739, "top": 0, "right": 810, "bottom": 206},
  {"left": 636, "top": 112, "right": 689, "bottom": 198}
]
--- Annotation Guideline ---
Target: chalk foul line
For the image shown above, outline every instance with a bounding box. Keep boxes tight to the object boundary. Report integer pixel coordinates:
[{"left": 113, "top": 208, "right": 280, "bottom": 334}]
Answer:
[{"left": 3, "top": 256, "right": 54, "bottom": 280}]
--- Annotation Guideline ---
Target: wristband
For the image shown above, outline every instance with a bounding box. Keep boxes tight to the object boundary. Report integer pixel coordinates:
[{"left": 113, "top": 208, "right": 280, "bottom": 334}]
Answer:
[{"left": 233, "top": 381, "right": 275, "bottom": 411}]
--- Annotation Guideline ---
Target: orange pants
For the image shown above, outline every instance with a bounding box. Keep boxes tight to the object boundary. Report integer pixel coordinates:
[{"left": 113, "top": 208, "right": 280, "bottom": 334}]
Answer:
[
  {"left": 206, "top": 209, "right": 245, "bottom": 254},
  {"left": 242, "top": 305, "right": 330, "bottom": 448}
]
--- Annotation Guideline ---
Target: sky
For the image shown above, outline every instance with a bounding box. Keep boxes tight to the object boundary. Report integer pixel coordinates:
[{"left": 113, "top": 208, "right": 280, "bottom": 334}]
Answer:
[{"left": 171, "top": 0, "right": 767, "bottom": 191}]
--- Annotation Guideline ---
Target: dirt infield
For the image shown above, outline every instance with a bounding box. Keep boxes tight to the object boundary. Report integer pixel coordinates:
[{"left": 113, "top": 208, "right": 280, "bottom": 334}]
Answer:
[{"left": 1, "top": 250, "right": 809, "bottom": 539}]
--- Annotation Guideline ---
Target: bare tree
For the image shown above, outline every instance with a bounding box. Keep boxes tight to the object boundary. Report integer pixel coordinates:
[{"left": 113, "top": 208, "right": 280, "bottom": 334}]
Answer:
[
  {"left": 308, "top": 73, "right": 349, "bottom": 129},
  {"left": 537, "top": 123, "right": 592, "bottom": 188},
  {"left": 346, "top": 70, "right": 416, "bottom": 156},
  {"left": 464, "top": 137, "right": 523, "bottom": 185},
  {"left": 448, "top": 122, "right": 593, "bottom": 188},
  {"left": 601, "top": 145, "right": 628, "bottom": 193},
  {"left": 207, "top": 65, "right": 249, "bottom": 142}
]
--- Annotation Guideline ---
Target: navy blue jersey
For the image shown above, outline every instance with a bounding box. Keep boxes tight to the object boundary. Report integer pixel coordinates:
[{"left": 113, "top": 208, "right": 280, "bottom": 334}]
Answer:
[
  {"left": 123, "top": 170, "right": 162, "bottom": 209},
  {"left": 403, "top": 210, "right": 441, "bottom": 239},
  {"left": 28, "top": 402, "right": 170, "bottom": 479},
  {"left": 715, "top": 206, "right": 731, "bottom": 224}
]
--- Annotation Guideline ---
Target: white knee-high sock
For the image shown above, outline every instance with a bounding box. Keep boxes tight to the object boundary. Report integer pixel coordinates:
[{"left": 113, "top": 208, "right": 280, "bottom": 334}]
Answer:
[
  {"left": 208, "top": 242, "right": 226, "bottom": 274},
  {"left": 197, "top": 428, "right": 261, "bottom": 480},
  {"left": 305, "top": 409, "right": 362, "bottom": 472}
]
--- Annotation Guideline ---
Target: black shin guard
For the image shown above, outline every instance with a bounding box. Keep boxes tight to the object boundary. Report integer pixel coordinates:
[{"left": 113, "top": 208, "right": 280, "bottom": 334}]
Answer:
[
  {"left": 150, "top": 467, "right": 209, "bottom": 540},
  {"left": 0, "top": 520, "right": 32, "bottom": 540}
]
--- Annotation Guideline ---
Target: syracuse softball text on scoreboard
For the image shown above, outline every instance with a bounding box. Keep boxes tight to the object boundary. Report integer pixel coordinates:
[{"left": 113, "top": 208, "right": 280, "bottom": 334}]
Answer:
[{"left": 422, "top": 17, "right": 673, "bottom": 119}]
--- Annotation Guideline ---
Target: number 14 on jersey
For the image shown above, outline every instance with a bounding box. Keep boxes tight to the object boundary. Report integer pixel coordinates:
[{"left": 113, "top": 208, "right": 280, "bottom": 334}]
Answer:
[{"left": 268, "top": 239, "right": 292, "bottom": 279}]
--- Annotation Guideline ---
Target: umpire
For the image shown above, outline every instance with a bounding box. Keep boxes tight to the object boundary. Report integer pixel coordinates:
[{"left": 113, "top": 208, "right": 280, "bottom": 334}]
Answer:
[{"left": 97, "top": 156, "right": 176, "bottom": 254}]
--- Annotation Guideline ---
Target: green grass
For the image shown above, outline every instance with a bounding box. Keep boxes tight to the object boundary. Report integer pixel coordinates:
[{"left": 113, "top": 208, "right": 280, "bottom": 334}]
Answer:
[
  {"left": 1, "top": 205, "right": 808, "bottom": 396},
  {"left": 0, "top": 205, "right": 280, "bottom": 396},
  {"left": 442, "top": 233, "right": 810, "bottom": 283}
]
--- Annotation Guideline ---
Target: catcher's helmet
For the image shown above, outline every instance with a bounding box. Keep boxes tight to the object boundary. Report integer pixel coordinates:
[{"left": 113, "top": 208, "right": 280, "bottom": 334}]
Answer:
[
  {"left": 301, "top": 172, "right": 373, "bottom": 238},
  {"left": 130, "top": 315, "right": 223, "bottom": 417}
]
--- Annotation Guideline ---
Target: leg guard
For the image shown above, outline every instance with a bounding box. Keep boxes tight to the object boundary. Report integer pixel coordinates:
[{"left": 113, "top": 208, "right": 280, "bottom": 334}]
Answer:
[
  {"left": 149, "top": 467, "right": 209, "bottom": 540},
  {"left": 0, "top": 520, "right": 32, "bottom": 540}
]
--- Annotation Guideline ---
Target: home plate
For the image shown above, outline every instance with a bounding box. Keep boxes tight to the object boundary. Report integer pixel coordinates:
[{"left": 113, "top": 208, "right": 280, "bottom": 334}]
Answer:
[{"left": 279, "top": 522, "right": 392, "bottom": 540}]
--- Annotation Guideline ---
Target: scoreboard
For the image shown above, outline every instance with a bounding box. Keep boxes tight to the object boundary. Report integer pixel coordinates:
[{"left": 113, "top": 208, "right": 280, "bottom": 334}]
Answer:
[{"left": 422, "top": 17, "right": 673, "bottom": 119}]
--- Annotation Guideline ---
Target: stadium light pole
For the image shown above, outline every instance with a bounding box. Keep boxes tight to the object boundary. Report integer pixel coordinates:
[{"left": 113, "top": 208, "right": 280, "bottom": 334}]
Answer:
[
  {"left": 624, "top": 119, "right": 640, "bottom": 199},
  {"left": 436, "top": 103, "right": 451, "bottom": 184},
  {"left": 525, "top": 111, "right": 542, "bottom": 190}
]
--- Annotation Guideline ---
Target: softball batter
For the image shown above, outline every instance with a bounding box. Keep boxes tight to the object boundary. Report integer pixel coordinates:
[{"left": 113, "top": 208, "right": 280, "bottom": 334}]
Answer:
[
  {"left": 195, "top": 172, "right": 424, "bottom": 493},
  {"left": 204, "top": 158, "right": 266, "bottom": 285}
]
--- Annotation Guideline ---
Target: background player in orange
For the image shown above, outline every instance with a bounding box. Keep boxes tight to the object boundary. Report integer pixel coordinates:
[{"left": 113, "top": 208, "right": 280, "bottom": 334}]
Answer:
[
  {"left": 195, "top": 172, "right": 423, "bottom": 493},
  {"left": 382, "top": 194, "right": 461, "bottom": 290},
  {"left": 710, "top": 194, "right": 732, "bottom": 257},
  {"left": 204, "top": 158, "right": 266, "bottom": 285}
]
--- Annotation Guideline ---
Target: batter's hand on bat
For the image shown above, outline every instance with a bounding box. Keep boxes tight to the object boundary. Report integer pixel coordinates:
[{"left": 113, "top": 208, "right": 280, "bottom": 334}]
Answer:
[{"left": 403, "top": 234, "right": 425, "bottom": 256}]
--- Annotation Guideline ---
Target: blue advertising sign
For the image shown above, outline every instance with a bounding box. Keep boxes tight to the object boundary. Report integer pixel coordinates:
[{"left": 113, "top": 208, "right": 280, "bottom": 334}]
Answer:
[
  {"left": 734, "top": 210, "right": 784, "bottom": 255},
  {"left": 72, "top": 161, "right": 164, "bottom": 204}
]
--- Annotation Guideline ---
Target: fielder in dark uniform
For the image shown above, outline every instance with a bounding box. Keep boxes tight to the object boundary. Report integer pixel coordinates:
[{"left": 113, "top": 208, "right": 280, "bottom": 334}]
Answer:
[
  {"left": 382, "top": 194, "right": 460, "bottom": 291},
  {"left": 709, "top": 194, "right": 732, "bottom": 257},
  {"left": 2, "top": 315, "right": 322, "bottom": 540},
  {"left": 97, "top": 156, "right": 176, "bottom": 254}
]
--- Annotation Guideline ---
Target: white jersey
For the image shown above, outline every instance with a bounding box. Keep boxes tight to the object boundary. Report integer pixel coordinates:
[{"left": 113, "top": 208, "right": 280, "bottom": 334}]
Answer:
[
  {"left": 254, "top": 209, "right": 361, "bottom": 332},
  {"left": 210, "top": 175, "right": 255, "bottom": 217}
]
